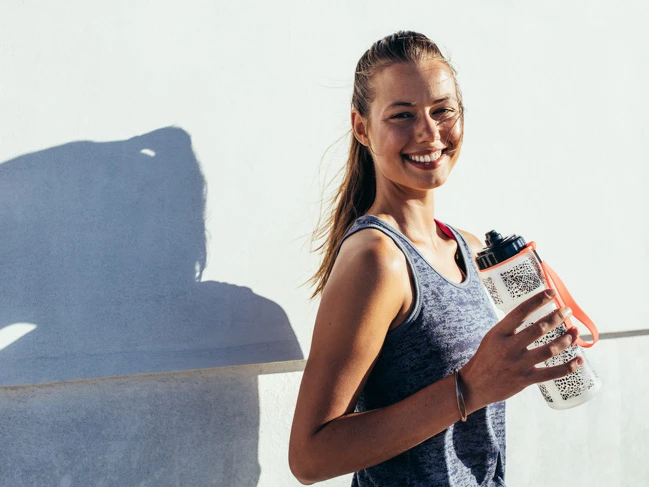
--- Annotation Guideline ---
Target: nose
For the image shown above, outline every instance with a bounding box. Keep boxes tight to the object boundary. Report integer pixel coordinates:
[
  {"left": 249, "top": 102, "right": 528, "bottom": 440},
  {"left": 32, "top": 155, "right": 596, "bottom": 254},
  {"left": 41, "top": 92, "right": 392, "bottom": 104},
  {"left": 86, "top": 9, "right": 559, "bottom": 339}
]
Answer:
[{"left": 415, "top": 114, "right": 441, "bottom": 143}]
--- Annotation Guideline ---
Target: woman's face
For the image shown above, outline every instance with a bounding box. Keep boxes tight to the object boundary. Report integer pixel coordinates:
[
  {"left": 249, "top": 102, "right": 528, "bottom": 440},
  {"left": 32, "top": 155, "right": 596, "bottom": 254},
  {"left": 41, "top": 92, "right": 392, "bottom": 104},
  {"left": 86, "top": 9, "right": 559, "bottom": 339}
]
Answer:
[{"left": 353, "top": 59, "right": 463, "bottom": 193}]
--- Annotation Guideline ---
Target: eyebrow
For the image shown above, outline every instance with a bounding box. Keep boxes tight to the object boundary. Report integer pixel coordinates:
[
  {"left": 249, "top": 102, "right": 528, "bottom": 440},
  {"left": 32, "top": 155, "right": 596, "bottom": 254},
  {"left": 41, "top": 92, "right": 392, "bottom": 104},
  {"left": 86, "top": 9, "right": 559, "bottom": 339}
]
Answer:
[{"left": 387, "top": 96, "right": 456, "bottom": 109}]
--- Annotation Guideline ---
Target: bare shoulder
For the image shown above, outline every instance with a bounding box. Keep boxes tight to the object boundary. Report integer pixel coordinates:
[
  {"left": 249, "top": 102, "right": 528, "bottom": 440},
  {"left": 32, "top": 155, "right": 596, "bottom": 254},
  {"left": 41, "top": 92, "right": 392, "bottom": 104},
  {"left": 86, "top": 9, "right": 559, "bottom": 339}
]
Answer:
[
  {"left": 316, "top": 226, "right": 411, "bottom": 342},
  {"left": 334, "top": 227, "right": 408, "bottom": 278},
  {"left": 291, "top": 228, "right": 410, "bottom": 436},
  {"left": 455, "top": 227, "right": 485, "bottom": 259}
]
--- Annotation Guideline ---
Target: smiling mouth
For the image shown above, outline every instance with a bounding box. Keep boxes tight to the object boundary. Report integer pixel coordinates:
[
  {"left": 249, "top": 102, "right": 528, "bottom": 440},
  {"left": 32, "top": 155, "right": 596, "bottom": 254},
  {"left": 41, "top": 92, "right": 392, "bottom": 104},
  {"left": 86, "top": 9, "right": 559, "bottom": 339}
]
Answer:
[{"left": 403, "top": 150, "right": 444, "bottom": 163}]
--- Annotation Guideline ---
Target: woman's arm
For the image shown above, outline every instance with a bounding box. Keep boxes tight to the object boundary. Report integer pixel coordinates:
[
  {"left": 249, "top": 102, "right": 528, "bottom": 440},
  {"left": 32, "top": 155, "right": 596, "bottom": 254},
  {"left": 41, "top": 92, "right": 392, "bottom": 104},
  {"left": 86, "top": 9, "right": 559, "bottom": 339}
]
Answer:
[
  {"left": 289, "top": 230, "right": 582, "bottom": 484},
  {"left": 289, "top": 230, "right": 463, "bottom": 483}
]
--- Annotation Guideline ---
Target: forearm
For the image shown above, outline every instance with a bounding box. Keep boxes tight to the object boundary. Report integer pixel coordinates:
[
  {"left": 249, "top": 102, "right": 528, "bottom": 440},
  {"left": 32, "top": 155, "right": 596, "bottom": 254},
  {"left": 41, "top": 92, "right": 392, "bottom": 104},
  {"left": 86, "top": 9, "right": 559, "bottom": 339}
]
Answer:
[{"left": 291, "top": 373, "right": 478, "bottom": 484}]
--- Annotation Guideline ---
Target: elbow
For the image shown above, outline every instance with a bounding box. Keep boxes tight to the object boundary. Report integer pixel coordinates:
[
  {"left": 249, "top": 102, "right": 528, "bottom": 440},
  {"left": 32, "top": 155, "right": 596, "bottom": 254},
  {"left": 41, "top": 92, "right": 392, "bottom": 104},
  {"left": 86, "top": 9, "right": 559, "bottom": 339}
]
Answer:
[
  {"left": 290, "top": 467, "right": 316, "bottom": 485},
  {"left": 288, "top": 443, "right": 322, "bottom": 485}
]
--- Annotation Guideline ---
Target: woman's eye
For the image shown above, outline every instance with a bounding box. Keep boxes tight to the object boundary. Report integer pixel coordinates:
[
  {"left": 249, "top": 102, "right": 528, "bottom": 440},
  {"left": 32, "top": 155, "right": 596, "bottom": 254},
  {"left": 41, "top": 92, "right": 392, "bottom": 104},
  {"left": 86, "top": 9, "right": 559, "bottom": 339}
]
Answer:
[
  {"left": 390, "top": 112, "right": 413, "bottom": 120},
  {"left": 433, "top": 108, "right": 457, "bottom": 121},
  {"left": 434, "top": 107, "right": 453, "bottom": 115}
]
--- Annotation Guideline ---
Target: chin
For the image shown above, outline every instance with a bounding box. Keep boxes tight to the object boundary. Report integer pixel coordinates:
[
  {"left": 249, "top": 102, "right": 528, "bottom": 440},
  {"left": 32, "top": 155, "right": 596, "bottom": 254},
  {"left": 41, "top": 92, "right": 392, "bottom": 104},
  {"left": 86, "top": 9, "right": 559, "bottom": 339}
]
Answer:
[{"left": 416, "top": 165, "right": 455, "bottom": 190}]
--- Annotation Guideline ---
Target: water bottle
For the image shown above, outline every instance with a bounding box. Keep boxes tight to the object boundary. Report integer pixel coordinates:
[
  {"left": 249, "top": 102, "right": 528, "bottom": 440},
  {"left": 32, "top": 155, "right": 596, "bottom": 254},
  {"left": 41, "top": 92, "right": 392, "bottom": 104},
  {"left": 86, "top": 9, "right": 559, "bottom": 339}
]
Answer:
[{"left": 476, "top": 230, "right": 601, "bottom": 410}]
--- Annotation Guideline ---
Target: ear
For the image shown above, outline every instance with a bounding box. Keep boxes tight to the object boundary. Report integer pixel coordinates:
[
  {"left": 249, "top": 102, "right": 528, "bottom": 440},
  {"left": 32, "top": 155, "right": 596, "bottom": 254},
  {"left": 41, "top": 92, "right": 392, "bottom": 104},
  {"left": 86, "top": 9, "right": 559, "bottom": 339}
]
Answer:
[{"left": 351, "top": 110, "right": 370, "bottom": 147}]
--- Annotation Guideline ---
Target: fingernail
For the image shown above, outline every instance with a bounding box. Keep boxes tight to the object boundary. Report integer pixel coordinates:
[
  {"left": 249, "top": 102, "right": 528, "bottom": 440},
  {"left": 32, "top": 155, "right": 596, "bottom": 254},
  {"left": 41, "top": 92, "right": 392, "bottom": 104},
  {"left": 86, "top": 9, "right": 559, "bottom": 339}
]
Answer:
[
  {"left": 560, "top": 307, "right": 572, "bottom": 319},
  {"left": 572, "top": 329, "right": 580, "bottom": 342},
  {"left": 544, "top": 289, "right": 556, "bottom": 298},
  {"left": 577, "top": 357, "right": 584, "bottom": 366},
  {"left": 571, "top": 329, "right": 579, "bottom": 343}
]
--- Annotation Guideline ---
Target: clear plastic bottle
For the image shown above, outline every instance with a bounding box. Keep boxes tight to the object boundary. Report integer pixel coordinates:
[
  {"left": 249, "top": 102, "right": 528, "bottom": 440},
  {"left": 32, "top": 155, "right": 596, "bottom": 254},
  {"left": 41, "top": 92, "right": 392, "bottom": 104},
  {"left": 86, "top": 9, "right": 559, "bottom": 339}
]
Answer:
[{"left": 477, "top": 230, "right": 601, "bottom": 410}]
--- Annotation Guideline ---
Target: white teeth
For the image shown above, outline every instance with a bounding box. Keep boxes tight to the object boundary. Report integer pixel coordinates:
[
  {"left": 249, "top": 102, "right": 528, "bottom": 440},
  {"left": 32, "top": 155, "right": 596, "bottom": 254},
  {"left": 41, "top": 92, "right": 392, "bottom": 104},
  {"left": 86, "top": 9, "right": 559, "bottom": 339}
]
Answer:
[{"left": 407, "top": 151, "right": 443, "bottom": 163}]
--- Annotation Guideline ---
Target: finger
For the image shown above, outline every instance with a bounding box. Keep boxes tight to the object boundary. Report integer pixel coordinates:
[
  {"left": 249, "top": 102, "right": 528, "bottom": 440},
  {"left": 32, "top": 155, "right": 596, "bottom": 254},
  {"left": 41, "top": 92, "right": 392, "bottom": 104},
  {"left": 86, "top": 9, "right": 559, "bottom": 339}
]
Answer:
[
  {"left": 532, "top": 356, "right": 584, "bottom": 383},
  {"left": 515, "top": 306, "right": 572, "bottom": 346},
  {"left": 497, "top": 289, "right": 556, "bottom": 335},
  {"left": 525, "top": 325, "right": 579, "bottom": 366}
]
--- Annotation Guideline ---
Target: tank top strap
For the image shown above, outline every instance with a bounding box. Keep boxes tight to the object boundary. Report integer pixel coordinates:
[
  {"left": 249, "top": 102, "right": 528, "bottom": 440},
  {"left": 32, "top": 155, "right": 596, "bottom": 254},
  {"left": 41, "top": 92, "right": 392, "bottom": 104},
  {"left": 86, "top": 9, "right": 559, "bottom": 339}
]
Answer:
[
  {"left": 340, "top": 215, "right": 427, "bottom": 269},
  {"left": 342, "top": 216, "right": 476, "bottom": 285},
  {"left": 339, "top": 215, "right": 424, "bottom": 328},
  {"left": 441, "top": 223, "right": 480, "bottom": 282}
]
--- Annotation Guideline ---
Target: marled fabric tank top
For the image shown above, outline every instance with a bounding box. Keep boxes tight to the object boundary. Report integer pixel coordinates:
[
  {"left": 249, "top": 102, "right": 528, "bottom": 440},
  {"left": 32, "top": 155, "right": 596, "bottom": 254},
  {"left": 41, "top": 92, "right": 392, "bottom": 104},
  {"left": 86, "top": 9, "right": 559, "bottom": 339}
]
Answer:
[{"left": 342, "top": 215, "right": 506, "bottom": 487}]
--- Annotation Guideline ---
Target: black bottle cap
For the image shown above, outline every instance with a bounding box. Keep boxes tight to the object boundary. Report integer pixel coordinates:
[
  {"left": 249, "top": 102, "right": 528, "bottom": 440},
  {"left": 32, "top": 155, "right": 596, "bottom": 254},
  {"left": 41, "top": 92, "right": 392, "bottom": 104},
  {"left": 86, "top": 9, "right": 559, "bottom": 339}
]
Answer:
[{"left": 476, "top": 230, "right": 528, "bottom": 270}]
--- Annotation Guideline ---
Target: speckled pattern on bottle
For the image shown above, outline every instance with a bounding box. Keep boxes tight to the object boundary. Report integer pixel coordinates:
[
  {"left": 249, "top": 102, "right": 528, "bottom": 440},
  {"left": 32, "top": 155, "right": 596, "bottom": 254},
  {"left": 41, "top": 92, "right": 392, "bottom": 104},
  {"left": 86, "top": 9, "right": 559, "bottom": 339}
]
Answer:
[{"left": 341, "top": 215, "right": 506, "bottom": 487}]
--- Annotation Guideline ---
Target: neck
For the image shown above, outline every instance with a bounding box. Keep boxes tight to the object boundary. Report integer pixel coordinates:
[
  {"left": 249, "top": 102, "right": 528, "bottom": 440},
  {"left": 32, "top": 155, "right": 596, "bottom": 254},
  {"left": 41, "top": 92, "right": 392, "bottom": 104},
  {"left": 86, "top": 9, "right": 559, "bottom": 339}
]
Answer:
[{"left": 367, "top": 184, "right": 445, "bottom": 247}]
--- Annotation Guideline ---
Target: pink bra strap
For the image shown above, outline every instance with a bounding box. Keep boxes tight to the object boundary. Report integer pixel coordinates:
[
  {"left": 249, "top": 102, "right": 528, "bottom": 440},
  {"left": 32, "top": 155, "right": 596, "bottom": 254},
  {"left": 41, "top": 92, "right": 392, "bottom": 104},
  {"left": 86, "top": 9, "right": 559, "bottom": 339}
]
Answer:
[{"left": 435, "top": 219, "right": 455, "bottom": 241}]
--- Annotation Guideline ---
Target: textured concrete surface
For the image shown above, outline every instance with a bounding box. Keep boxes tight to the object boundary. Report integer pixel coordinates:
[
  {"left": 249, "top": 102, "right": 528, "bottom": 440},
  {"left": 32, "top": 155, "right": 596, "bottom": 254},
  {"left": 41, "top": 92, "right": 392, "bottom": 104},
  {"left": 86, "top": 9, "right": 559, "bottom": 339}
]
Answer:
[
  {"left": 0, "top": 362, "right": 304, "bottom": 487},
  {"left": 2, "top": 336, "right": 643, "bottom": 486}
]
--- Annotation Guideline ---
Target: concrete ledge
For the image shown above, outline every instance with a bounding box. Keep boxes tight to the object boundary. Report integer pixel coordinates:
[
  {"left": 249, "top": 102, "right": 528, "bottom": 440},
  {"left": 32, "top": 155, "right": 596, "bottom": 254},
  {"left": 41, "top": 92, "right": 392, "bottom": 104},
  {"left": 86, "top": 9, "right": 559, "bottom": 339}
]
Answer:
[{"left": 0, "top": 358, "right": 307, "bottom": 391}]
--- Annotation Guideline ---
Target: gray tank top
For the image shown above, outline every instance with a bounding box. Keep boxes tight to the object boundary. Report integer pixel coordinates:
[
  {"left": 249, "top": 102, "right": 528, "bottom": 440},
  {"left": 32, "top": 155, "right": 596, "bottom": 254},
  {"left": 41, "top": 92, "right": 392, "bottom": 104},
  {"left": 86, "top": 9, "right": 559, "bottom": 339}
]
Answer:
[{"left": 342, "top": 215, "right": 506, "bottom": 487}]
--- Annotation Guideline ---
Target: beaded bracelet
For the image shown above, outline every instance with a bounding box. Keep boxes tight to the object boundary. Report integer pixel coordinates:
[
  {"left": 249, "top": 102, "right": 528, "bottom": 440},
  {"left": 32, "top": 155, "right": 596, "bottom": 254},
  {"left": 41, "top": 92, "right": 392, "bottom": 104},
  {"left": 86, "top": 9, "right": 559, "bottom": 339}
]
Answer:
[{"left": 454, "top": 370, "right": 467, "bottom": 422}]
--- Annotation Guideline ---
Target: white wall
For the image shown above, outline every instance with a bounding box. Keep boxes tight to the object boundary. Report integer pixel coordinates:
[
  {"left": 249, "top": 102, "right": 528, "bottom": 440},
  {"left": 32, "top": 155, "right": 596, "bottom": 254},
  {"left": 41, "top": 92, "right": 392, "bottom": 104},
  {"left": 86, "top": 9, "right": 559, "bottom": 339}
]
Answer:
[
  {"left": 0, "top": 0, "right": 647, "bottom": 485},
  {"left": 1, "top": 337, "right": 646, "bottom": 487}
]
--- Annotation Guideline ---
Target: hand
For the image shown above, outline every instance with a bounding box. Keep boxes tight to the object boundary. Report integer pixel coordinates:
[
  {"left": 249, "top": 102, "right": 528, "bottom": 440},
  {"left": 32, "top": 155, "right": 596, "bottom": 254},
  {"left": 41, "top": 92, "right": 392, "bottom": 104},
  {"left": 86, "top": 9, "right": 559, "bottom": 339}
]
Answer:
[{"left": 460, "top": 289, "right": 582, "bottom": 412}]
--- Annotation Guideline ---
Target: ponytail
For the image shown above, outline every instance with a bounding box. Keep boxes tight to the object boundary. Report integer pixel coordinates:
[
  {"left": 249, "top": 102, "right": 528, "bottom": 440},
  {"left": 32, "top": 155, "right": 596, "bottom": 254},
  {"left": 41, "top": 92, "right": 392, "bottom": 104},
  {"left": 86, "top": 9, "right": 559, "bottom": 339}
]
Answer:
[{"left": 309, "top": 136, "right": 375, "bottom": 298}]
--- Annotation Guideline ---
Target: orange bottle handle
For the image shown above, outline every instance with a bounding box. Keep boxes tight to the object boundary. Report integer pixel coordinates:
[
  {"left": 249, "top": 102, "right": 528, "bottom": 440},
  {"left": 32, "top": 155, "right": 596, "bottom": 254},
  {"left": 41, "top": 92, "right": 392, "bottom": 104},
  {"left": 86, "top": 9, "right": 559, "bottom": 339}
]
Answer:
[{"left": 528, "top": 242, "right": 599, "bottom": 347}]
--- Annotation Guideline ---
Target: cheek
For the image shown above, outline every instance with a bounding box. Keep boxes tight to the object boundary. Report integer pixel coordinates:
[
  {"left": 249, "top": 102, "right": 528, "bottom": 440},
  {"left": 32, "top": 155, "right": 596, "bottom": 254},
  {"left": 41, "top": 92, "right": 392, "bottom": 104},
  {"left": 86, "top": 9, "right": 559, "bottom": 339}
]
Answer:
[
  {"left": 382, "top": 125, "right": 412, "bottom": 148},
  {"left": 446, "top": 119, "right": 463, "bottom": 145},
  {"left": 370, "top": 125, "right": 410, "bottom": 154}
]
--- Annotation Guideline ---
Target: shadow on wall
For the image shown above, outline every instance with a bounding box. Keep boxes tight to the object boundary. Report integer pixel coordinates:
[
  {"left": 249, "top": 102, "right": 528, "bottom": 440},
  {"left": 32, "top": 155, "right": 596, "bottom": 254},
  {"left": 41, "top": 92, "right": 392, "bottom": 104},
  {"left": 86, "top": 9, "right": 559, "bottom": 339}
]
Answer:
[{"left": 0, "top": 126, "right": 303, "bottom": 386}]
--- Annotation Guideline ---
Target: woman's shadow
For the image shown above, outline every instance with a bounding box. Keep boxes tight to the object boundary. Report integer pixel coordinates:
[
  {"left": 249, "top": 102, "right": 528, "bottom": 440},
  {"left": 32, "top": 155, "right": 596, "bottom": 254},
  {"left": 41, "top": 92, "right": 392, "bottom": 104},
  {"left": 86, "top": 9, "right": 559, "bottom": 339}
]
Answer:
[{"left": 0, "top": 126, "right": 303, "bottom": 485}]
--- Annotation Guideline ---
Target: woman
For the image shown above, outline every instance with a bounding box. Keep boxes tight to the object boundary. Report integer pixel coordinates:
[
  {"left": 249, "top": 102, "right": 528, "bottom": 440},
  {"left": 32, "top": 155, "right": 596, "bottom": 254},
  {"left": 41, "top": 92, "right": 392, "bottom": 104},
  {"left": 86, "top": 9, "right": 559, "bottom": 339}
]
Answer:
[{"left": 289, "top": 31, "right": 582, "bottom": 486}]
